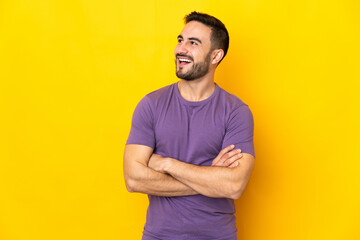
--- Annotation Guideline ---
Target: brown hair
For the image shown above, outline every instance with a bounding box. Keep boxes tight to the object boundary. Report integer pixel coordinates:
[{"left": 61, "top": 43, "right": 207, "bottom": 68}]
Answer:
[{"left": 184, "top": 11, "right": 229, "bottom": 64}]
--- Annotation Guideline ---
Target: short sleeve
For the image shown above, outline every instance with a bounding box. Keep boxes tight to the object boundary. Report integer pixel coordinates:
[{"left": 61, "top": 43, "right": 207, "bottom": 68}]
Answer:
[
  {"left": 221, "top": 104, "right": 255, "bottom": 158},
  {"left": 126, "top": 96, "right": 156, "bottom": 149}
]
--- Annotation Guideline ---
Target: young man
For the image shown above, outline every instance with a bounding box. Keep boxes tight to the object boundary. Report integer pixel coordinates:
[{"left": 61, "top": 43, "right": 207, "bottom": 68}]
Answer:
[{"left": 124, "top": 11, "right": 255, "bottom": 240}]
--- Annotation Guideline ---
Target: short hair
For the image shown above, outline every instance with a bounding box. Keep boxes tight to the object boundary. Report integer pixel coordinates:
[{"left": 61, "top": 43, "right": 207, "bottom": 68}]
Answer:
[{"left": 184, "top": 11, "right": 229, "bottom": 64}]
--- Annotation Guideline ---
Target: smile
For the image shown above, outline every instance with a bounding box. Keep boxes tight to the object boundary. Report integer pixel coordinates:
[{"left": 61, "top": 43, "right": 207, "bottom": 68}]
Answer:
[
  {"left": 177, "top": 57, "right": 193, "bottom": 67},
  {"left": 179, "top": 58, "right": 191, "bottom": 63}
]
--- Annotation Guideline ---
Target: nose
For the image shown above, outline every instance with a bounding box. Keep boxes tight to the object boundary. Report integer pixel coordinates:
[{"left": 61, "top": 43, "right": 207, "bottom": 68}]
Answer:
[{"left": 175, "top": 42, "right": 188, "bottom": 56}]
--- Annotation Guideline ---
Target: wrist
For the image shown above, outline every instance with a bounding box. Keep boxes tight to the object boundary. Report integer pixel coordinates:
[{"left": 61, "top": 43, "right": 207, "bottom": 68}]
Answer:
[{"left": 163, "top": 157, "right": 174, "bottom": 173}]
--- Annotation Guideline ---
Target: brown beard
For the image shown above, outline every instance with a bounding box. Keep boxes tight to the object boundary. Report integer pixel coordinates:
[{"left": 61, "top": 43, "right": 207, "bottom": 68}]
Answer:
[{"left": 176, "top": 51, "right": 211, "bottom": 81}]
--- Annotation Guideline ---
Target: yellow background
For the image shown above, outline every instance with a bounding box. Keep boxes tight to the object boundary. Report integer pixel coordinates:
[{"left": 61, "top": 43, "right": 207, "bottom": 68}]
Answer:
[{"left": 1, "top": 0, "right": 359, "bottom": 239}]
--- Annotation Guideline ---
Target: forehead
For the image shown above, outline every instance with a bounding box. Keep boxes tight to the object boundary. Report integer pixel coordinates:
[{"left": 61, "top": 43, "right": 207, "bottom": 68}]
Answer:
[{"left": 179, "top": 21, "right": 212, "bottom": 43}]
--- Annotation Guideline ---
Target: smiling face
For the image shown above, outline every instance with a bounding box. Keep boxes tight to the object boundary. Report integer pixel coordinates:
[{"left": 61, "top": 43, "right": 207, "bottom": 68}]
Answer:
[{"left": 174, "top": 21, "right": 214, "bottom": 81}]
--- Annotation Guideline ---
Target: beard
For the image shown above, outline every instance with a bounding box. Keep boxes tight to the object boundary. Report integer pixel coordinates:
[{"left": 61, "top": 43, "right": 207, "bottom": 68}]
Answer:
[{"left": 175, "top": 52, "right": 211, "bottom": 81}]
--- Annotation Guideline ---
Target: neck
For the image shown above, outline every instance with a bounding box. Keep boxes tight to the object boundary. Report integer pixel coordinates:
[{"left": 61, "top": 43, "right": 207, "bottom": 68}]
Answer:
[{"left": 178, "top": 74, "right": 215, "bottom": 102}]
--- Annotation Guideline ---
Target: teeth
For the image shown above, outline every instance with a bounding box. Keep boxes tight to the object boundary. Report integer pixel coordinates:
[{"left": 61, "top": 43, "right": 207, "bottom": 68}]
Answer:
[{"left": 179, "top": 58, "right": 191, "bottom": 63}]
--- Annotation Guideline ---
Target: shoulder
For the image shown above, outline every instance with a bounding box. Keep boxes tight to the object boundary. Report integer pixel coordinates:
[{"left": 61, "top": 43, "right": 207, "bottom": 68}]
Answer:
[
  {"left": 134, "top": 83, "right": 176, "bottom": 118},
  {"left": 144, "top": 83, "right": 176, "bottom": 102},
  {"left": 217, "top": 87, "right": 254, "bottom": 134},
  {"left": 135, "top": 83, "right": 175, "bottom": 109},
  {"left": 217, "top": 85, "right": 252, "bottom": 114}
]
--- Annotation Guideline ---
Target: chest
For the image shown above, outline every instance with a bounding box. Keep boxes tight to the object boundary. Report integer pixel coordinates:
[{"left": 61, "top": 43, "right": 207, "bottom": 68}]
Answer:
[{"left": 154, "top": 103, "right": 227, "bottom": 165}]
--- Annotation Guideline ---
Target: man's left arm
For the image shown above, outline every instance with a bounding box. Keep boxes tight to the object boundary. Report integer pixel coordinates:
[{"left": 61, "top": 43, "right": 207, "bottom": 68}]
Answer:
[{"left": 149, "top": 153, "right": 254, "bottom": 199}]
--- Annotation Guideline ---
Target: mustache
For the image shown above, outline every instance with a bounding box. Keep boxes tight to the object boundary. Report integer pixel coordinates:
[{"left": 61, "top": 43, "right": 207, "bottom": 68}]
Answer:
[{"left": 176, "top": 54, "right": 193, "bottom": 61}]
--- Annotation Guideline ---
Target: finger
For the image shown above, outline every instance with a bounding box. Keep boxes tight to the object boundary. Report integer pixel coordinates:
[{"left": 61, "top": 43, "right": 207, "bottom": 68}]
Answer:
[
  {"left": 223, "top": 153, "right": 243, "bottom": 167},
  {"left": 212, "top": 145, "right": 235, "bottom": 165},
  {"left": 213, "top": 149, "right": 239, "bottom": 166},
  {"left": 218, "top": 145, "right": 235, "bottom": 159},
  {"left": 216, "top": 149, "right": 241, "bottom": 166},
  {"left": 229, "top": 161, "right": 239, "bottom": 168}
]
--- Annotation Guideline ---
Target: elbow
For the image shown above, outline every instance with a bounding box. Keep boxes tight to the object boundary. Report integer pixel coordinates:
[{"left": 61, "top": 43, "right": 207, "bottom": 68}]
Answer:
[
  {"left": 229, "top": 189, "right": 244, "bottom": 200},
  {"left": 124, "top": 176, "right": 136, "bottom": 193},
  {"left": 228, "top": 182, "right": 246, "bottom": 200},
  {"left": 227, "top": 156, "right": 255, "bottom": 199},
  {"left": 124, "top": 165, "right": 147, "bottom": 194}
]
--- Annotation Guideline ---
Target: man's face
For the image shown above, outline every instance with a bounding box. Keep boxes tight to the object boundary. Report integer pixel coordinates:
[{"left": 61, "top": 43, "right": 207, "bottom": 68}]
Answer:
[{"left": 174, "top": 21, "right": 213, "bottom": 81}]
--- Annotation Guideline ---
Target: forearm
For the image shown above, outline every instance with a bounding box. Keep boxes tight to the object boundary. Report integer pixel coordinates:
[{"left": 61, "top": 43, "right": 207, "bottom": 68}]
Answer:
[
  {"left": 166, "top": 160, "right": 237, "bottom": 198},
  {"left": 124, "top": 144, "right": 198, "bottom": 196},
  {"left": 160, "top": 156, "right": 254, "bottom": 199},
  {"left": 125, "top": 161, "right": 198, "bottom": 197}
]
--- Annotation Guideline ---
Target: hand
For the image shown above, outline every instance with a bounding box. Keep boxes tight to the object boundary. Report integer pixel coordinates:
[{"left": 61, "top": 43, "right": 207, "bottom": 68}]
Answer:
[
  {"left": 212, "top": 145, "right": 243, "bottom": 168},
  {"left": 148, "top": 153, "right": 169, "bottom": 173}
]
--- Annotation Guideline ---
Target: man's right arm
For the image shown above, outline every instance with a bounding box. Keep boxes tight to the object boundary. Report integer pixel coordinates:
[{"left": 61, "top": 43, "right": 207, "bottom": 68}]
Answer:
[
  {"left": 123, "top": 144, "right": 198, "bottom": 196},
  {"left": 123, "top": 144, "right": 242, "bottom": 197}
]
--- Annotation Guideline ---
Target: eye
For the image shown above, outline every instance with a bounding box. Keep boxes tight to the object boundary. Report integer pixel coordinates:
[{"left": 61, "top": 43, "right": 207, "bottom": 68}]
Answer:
[
  {"left": 191, "top": 41, "right": 198, "bottom": 45},
  {"left": 177, "top": 39, "right": 183, "bottom": 43}
]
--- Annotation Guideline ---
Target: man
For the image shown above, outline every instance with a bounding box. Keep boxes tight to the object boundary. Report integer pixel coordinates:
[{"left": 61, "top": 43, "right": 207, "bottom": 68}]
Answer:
[{"left": 124, "top": 11, "right": 255, "bottom": 240}]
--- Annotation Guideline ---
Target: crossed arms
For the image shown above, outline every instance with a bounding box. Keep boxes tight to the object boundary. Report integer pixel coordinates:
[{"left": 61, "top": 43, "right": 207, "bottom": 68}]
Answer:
[{"left": 123, "top": 144, "right": 254, "bottom": 200}]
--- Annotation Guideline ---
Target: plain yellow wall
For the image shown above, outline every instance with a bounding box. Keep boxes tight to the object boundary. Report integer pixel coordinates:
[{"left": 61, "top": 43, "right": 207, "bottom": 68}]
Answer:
[{"left": 1, "top": 0, "right": 359, "bottom": 239}]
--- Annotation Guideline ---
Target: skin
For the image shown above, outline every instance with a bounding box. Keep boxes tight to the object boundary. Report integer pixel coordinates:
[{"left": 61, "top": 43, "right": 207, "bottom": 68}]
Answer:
[
  {"left": 174, "top": 21, "right": 223, "bottom": 101},
  {"left": 124, "top": 21, "right": 255, "bottom": 199},
  {"left": 124, "top": 144, "right": 244, "bottom": 197}
]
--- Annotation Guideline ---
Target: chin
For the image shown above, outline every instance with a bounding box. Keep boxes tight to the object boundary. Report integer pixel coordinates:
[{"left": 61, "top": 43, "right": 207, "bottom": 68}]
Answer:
[{"left": 176, "top": 75, "right": 197, "bottom": 81}]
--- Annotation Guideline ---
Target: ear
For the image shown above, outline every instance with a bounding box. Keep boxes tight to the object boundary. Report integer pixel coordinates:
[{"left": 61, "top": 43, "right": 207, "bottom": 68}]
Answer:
[{"left": 211, "top": 49, "right": 224, "bottom": 65}]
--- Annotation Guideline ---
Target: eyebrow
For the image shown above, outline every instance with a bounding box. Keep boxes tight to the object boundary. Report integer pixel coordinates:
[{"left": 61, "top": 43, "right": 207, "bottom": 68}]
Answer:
[{"left": 177, "top": 35, "right": 202, "bottom": 44}]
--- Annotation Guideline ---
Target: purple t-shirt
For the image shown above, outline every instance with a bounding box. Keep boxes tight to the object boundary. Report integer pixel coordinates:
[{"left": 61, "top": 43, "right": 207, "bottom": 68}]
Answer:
[{"left": 126, "top": 82, "right": 254, "bottom": 240}]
